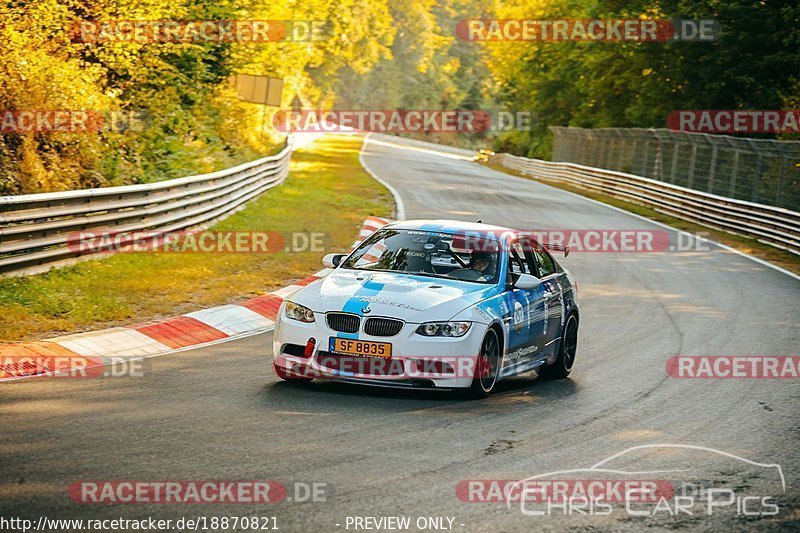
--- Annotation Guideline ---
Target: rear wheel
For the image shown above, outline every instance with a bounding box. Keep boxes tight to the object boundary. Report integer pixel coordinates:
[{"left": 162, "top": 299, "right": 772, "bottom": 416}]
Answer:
[
  {"left": 539, "top": 314, "right": 577, "bottom": 379},
  {"left": 273, "top": 362, "right": 313, "bottom": 382},
  {"left": 465, "top": 329, "right": 501, "bottom": 399}
]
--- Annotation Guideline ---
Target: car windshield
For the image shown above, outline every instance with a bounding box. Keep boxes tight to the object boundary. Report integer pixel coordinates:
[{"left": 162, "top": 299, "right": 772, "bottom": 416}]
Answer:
[{"left": 341, "top": 228, "right": 501, "bottom": 284}]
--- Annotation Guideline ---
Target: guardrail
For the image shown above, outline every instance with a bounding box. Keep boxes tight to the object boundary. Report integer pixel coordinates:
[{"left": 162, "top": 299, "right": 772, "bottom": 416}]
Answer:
[
  {"left": 494, "top": 153, "right": 800, "bottom": 255},
  {"left": 0, "top": 142, "right": 292, "bottom": 275},
  {"left": 550, "top": 126, "right": 800, "bottom": 210}
]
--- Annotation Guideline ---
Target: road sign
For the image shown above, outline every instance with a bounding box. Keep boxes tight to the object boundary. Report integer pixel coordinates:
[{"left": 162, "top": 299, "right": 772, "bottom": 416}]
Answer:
[
  {"left": 291, "top": 95, "right": 304, "bottom": 111},
  {"left": 229, "top": 75, "right": 283, "bottom": 107}
]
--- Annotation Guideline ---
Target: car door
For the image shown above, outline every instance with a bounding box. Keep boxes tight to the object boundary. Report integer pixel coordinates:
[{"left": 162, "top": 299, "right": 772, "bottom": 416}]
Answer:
[
  {"left": 500, "top": 240, "right": 549, "bottom": 376},
  {"left": 525, "top": 239, "right": 564, "bottom": 358}
]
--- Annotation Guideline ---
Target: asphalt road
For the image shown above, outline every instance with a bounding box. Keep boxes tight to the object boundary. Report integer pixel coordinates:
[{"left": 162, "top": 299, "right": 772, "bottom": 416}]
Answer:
[{"left": 1, "top": 134, "right": 798, "bottom": 532}]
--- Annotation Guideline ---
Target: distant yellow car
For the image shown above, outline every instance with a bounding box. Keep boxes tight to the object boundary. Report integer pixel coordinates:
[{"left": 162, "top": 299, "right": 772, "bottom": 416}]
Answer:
[{"left": 472, "top": 149, "right": 495, "bottom": 162}]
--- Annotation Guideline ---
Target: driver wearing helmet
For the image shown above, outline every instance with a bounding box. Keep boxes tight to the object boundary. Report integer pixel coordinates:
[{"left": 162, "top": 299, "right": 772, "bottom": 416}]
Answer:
[{"left": 451, "top": 251, "right": 495, "bottom": 281}]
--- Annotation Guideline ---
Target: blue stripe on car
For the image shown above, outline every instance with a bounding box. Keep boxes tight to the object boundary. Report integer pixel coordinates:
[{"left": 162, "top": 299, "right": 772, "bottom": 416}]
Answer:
[{"left": 336, "top": 279, "right": 386, "bottom": 340}]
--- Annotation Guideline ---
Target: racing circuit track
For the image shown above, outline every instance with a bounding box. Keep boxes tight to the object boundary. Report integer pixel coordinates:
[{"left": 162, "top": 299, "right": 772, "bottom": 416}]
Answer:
[{"left": 1, "top": 134, "right": 798, "bottom": 531}]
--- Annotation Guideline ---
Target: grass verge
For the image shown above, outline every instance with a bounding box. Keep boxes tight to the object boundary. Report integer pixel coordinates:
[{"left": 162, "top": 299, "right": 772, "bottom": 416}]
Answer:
[
  {"left": 484, "top": 162, "right": 800, "bottom": 276},
  {"left": 0, "top": 135, "right": 393, "bottom": 342}
]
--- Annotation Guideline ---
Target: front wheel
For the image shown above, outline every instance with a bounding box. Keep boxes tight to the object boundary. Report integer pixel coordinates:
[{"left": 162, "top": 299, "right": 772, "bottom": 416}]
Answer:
[
  {"left": 539, "top": 314, "right": 578, "bottom": 379},
  {"left": 465, "top": 329, "right": 501, "bottom": 399}
]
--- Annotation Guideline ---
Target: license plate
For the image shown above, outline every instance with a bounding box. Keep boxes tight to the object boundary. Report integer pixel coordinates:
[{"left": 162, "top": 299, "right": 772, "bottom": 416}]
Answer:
[{"left": 329, "top": 338, "right": 392, "bottom": 359}]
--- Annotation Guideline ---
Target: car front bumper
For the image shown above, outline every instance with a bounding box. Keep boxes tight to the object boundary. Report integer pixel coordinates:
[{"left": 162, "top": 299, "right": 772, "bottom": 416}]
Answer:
[{"left": 272, "top": 305, "right": 487, "bottom": 389}]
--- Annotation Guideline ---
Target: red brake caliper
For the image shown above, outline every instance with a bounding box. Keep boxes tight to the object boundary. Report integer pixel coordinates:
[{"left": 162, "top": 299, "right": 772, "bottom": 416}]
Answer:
[{"left": 476, "top": 354, "right": 491, "bottom": 378}]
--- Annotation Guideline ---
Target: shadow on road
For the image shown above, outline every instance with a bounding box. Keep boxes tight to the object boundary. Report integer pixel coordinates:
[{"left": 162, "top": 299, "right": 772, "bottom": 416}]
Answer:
[{"left": 258, "top": 373, "right": 580, "bottom": 414}]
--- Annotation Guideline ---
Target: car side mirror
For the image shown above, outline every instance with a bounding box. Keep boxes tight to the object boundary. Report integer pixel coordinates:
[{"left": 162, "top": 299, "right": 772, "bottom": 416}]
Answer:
[
  {"left": 513, "top": 273, "right": 542, "bottom": 290},
  {"left": 322, "top": 253, "right": 346, "bottom": 268}
]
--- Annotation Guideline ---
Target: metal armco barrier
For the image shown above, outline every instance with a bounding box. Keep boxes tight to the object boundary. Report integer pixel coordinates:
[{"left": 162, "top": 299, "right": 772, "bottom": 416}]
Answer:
[
  {"left": 495, "top": 153, "right": 800, "bottom": 255},
  {"left": 550, "top": 127, "right": 800, "bottom": 210},
  {"left": 0, "top": 143, "right": 292, "bottom": 275}
]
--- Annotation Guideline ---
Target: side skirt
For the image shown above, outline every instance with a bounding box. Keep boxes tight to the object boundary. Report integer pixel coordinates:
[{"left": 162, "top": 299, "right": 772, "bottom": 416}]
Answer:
[{"left": 499, "top": 354, "right": 549, "bottom": 379}]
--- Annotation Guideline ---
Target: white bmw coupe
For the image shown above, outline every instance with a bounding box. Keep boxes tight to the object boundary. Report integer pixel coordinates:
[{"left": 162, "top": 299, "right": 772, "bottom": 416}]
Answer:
[{"left": 272, "top": 220, "right": 578, "bottom": 398}]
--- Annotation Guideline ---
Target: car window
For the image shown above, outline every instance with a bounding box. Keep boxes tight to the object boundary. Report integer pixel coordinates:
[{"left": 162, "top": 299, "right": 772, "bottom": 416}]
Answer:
[
  {"left": 529, "top": 242, "right": 556, "bottom": 278},
  {"left": 341, "top": 228, "right": 501, "bottom": 284},
  {"left": 508, "top": 242, "right": 528, "bottom": 275}
]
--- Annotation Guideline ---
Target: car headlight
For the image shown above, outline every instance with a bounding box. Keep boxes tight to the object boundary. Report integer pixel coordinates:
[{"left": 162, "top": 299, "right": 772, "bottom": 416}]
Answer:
[
  {"left": 415, "top": 321, "right": 471, "bottom": 337},
  {"left": 285, "top": 301, "right": 315, "bottom": 323}
]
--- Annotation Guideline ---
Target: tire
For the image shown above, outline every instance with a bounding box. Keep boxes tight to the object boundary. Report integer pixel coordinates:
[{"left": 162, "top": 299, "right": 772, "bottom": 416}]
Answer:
[
  {"left": 465, "top": 329, "right": 501, "bottom": 399},
  {"left": 539, "top": 314, "right": 578, "bottom": 379},
  {"left": 273, "top": 362, "right": 313, "bottom": 382}
]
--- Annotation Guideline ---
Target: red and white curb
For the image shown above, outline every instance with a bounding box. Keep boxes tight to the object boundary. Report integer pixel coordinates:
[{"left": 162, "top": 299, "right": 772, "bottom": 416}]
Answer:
[{"left": 0, "top": 216, "right": 391, "bottom": 382}]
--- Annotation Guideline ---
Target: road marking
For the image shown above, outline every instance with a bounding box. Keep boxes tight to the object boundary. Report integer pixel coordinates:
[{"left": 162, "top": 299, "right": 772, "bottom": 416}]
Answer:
[
  {"left": 363, "top": 135, "right": 799, "bottom": 282},
  {"left": 185, "top": 304, "right": 275, "bottom": 336},
  {"left": 360, "top": 134, "right": 406, "bottom": 219},
  {"left": 367, "top": 137, "right": 474, "bottom": 161},
  {"left": 482, "top": 165, "right": 800, "bottom": 282}
]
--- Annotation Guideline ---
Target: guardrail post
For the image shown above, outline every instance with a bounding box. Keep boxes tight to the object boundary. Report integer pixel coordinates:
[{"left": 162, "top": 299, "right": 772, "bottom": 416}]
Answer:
[
  {"left": 708, "top": 145, "right": 718, "bottom": 193},
  {"left": 598, "top": 131, "right": 608, "bottom": 168},
  {"left": 752, "top": 151, "right": 764, "bottom": 203},
  {"left": 729, "top": 150, "right": 740, "bottom": 198},
  {"left": 776, "top": 157, "right": 786, "bottom": 206},
  {"left": 687, "top": 144, "right": 697, "bottom": 189},
  {"left": 607, "top": 129, "right": 620, "bottom": 170},
  {"left": 669, "top": 144, "right": 679, "bottom": 184},
  {"left": 574, "top": 131, "right": 583, "bottom": 163},
  {"left": 630, "top": 138, "right": 639, "bottom": 174}
]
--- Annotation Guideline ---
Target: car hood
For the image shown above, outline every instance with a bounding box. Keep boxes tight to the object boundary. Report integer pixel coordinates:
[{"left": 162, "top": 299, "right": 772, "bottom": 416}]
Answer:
[{"left": 291, "top": 269, "right": 500, "bottom": 323}]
